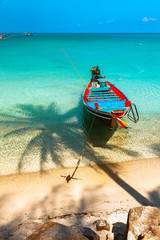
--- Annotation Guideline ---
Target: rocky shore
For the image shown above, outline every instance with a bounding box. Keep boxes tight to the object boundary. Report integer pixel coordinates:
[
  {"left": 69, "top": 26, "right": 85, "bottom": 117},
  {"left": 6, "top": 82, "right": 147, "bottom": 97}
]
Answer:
[
  {"left": 0, "top": 158, "right": 159, "bottom": 239},
  {"left": 0, "top": 206, "right": 160, "bottom": 240}
]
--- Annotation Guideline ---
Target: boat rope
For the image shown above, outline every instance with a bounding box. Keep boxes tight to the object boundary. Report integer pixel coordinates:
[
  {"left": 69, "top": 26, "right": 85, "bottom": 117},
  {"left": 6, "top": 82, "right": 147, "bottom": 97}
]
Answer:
[
  {"left": 61, "top": 48, "right": 86, "bottom": 86},
  {"left": 65, "top": 112, "right": 96, "bottom": 183}
]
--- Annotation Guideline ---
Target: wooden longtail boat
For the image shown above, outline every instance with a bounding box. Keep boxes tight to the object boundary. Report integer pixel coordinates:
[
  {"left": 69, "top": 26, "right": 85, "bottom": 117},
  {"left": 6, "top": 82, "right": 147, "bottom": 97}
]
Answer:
[
  {"left": 0, "top": 33, "right": 4, "bottom": 40},
  {"left": 25, "top": 33, "right": 32, "bottom": 36},
  {"left": 82, "top": 66, "right": 139, "bottom": 128}
]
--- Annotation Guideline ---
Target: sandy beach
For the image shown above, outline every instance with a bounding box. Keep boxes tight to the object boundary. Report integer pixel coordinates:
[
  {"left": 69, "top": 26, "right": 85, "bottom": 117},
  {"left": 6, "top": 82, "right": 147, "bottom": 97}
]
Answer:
[{"left": 0, "top": 157, "right": 159, "bottom": 233}]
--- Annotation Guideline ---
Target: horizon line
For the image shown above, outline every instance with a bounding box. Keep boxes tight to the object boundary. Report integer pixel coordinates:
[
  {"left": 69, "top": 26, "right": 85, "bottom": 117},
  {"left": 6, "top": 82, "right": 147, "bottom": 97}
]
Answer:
[{"left": 1, "top": 32, "right": 160, "bottom": 34}]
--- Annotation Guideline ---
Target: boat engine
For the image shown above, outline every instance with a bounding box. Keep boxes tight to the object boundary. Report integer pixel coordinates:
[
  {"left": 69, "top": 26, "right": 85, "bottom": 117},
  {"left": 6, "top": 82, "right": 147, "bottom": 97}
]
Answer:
[{"left": 91, "top": 66, "right": 100, "bottom": 76}]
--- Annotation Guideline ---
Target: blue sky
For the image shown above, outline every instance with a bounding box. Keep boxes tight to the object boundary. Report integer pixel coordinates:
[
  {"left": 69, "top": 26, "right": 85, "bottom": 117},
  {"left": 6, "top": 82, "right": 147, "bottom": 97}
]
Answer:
[{"left": 0, "top": 0, "right": 160, "bottom": 33}]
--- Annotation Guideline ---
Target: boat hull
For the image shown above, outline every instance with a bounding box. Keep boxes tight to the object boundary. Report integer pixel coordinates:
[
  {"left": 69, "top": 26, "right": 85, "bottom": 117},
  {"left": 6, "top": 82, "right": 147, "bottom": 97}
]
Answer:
[{"left": 85, "top": 105, "right": 112, "bottom": 120}]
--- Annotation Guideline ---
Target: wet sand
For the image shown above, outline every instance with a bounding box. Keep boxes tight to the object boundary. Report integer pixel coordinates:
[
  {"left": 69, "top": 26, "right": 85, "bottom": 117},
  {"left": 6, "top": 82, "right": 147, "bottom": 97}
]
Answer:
[{"left": 0, "top": 157, "right": 159, "bottom": 230}]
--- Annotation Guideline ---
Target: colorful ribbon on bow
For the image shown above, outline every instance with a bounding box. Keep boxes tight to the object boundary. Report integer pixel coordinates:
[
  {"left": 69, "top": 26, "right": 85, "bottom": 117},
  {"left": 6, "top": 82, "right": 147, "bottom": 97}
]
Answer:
[{"left": 110, "top": 112, "right": 129, "bottom": 129}]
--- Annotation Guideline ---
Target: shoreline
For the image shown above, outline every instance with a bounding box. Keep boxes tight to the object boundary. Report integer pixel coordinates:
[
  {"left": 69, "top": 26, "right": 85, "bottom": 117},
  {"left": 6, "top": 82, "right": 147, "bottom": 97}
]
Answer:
[
  {"left": 0, "top": 157, "right": 159, "bottom": 230},
  {"left": 0, "top": 108, "right": 160, "bottom": 176}
]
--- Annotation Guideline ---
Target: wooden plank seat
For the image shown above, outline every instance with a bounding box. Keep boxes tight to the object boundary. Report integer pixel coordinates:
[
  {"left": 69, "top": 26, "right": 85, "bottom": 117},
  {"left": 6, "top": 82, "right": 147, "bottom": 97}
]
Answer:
[
  {"left": 88, "top": 92, "right": 117, "bottom": 96},
  {"left": 87, "top": 100, "right": 126, "bottom": 111},
  {"left": 87, "top": 92, "right": 120, "bottom": 100},
  {"left": 87, "top": 94, "right": 118, "bottom": 98},
  {"left": 87, "top": 98, "right": 120, "bottom": 101},
  {"left": 89, "top": 87, "right": 111, "bottom": 92},
  {"left": 87, "top": 98, "right": 121, "bottom": 102},
  {"left": 88, "top": 93, "right": 117, "bottom": 97},
  {"left": 87, "top": 95, "right": 120, "bottom": 98}
]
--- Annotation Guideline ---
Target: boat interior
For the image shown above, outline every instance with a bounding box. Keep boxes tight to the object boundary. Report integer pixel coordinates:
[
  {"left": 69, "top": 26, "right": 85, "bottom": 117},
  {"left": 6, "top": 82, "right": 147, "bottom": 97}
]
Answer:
[{"left": 84, "top": 79, "right": 130, "bottom": 113}]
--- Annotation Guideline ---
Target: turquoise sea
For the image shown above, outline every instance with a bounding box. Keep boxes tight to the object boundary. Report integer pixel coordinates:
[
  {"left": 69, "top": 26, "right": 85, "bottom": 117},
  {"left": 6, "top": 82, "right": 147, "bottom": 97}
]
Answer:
[{"left": 0, "top": 33, "right": 160, "bottom": 175}]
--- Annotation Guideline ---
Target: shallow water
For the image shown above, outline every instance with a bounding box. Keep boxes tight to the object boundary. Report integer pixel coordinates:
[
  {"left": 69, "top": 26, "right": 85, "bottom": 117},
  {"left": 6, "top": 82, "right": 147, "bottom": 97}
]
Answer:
[{"left": 0, "top": 33, "right": 159, "bottom": 175}]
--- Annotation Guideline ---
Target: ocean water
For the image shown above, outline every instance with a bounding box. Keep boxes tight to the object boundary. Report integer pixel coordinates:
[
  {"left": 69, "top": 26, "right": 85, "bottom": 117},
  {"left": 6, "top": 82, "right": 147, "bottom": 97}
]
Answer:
[{"left": 0, "top": 33, "right": 160, "bottom": 175}]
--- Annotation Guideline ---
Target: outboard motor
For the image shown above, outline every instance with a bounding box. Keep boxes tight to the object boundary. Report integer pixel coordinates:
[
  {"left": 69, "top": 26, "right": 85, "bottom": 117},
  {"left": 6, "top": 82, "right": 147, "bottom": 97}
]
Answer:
[{"left": 91, "top": 66, "right": 100, "bottom": 77}]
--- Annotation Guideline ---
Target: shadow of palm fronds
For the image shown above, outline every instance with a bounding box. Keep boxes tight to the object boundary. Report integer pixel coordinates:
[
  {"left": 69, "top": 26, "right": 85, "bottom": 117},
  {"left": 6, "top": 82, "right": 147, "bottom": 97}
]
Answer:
[
  {"left": 150, "top": 143, "right": 160, "bottom": 157},
  {"left": 1, "top": 102, "right": 86, "bottom": 172}
]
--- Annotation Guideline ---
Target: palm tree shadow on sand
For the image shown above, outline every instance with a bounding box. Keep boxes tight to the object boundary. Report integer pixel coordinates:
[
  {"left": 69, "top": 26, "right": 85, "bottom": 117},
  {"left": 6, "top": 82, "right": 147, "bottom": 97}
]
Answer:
[
  {"left": 0, "top": 101, "right": 157, "bottom": 235},
  {"left": 2, "top": 102, "right": 85, "bottom": 172},
  {"left": 93, "top": 161, "right": 154, "bottom": 206},
  {"left": 1, "top": 100, "right": 118, "bottom": 173},
  {"left": 82, "top": 108, "right": 155, "bottom": 207}
]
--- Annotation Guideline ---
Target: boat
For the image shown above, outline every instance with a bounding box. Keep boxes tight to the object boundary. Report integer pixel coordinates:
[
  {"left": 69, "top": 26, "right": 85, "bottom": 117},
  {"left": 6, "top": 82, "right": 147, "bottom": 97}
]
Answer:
[
  {"left": 82, "top": 66, "right": 139, "bottom": 128},
  {"left": 0, "top": 33, "right": 4, "bottom": 40},
  {"left": 25, "top": 33, "right": 32, "bottom": 36}
]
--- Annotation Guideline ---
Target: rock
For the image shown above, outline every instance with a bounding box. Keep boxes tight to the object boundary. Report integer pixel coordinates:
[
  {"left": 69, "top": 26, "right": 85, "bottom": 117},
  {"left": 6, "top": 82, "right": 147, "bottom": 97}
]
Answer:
[
  {"left": 5, "top": 221, "right": 88, "bottom": 240},
  {"left": 72, "top": 226, "right": 100, "bottom": 240},
  {"left": 112, "top": 222, "right": 126, "bottom": 240},
  {"left": 143, "top": 226, "right": 160, "bottom": 240},
  {"left": 143, "top": 234, "right": 160, "bottom": 240},
  {"left": 26, "top": 221, "right": 88, "bottom": 240},
  {"left": 149, "top": 226, "right": 160, "bottom": 236},
  {"left": 7, "top": 222, "right": 42, "bottom": 240},
  {"left": 94, "top": 219, "right": 110, "bottom": 231},
  {"left": 126, "top": 206, "right": 160, "bottom": 240}
]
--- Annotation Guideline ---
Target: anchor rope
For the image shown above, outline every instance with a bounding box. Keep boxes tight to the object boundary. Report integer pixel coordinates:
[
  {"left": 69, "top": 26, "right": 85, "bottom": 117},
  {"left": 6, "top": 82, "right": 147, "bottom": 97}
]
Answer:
[
  {"left": 61, "top": 48, "right": 86, "bottom": 86},
  {"left": 66, "top": 112, "right": 96, "bottom": 182}
]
